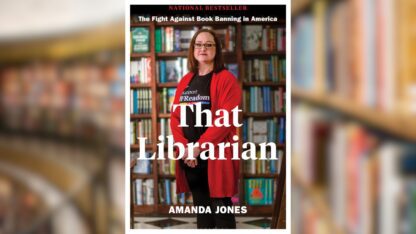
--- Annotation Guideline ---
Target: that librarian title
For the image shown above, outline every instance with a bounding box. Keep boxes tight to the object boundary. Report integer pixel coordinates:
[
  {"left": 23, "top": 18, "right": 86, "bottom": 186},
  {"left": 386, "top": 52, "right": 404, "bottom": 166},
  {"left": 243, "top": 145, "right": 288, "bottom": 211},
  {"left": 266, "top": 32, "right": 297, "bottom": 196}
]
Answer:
[{"left": 137, "top": 104, "right": 279, "bottom": 161}]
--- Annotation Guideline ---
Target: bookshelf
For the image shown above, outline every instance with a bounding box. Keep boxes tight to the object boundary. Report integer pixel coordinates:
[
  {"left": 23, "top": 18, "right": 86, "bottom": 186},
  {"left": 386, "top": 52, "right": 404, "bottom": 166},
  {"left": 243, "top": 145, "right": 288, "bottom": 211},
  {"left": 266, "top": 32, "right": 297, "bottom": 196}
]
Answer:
[
  {"left": 130, "top": 19, "right": 286, "bottom": 218},
  {"left": 292, "top": 161, "right": 344, "bottom": 234},
  {"left": 292, "top": 0, "right": 416, "bottom": 233},
  {"left": 292, "top": 88, "right": 416, "bottom": 141}
]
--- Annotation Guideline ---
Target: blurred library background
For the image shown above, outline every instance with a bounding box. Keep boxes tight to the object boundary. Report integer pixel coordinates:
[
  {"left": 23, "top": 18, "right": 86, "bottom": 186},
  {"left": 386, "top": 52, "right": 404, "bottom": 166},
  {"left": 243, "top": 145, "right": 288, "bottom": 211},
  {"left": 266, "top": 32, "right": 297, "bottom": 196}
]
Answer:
[
  {"left": 292, "top": 0, "right": 416, "bottom": 234},
  {"left": 0, "top": 1, "right": 125, "bottom": 234}
]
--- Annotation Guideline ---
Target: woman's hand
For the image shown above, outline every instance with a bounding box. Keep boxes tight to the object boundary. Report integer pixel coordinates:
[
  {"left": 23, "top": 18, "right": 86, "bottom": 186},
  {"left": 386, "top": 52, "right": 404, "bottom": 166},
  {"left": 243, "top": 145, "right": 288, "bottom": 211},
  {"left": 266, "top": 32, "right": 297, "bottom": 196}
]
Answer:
[{"left": 183, "top": 147, "right": 201, "bottom": 168}]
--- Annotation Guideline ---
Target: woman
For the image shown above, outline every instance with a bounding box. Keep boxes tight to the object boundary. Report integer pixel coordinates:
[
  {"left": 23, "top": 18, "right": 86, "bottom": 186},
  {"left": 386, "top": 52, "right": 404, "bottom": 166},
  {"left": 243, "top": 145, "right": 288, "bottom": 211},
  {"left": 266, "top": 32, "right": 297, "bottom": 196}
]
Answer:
[{"left": 170, "top": 29, "right": 242, "bottom": 229}]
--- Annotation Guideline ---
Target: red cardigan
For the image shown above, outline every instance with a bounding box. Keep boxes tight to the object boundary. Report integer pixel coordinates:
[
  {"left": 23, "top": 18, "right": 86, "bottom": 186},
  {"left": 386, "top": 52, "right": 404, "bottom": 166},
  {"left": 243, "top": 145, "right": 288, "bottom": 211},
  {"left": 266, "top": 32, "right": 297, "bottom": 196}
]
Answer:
[{"left": 170, "top": 69, "right": 242, "bottom": 198}]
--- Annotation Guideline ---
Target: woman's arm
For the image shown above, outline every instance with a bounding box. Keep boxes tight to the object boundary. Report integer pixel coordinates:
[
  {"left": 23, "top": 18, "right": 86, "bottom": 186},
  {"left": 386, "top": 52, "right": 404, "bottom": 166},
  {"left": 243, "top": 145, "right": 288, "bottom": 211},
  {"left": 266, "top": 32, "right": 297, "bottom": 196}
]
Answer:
[{"left": 197, "top": 74, "right": 242, "bottom": 149}]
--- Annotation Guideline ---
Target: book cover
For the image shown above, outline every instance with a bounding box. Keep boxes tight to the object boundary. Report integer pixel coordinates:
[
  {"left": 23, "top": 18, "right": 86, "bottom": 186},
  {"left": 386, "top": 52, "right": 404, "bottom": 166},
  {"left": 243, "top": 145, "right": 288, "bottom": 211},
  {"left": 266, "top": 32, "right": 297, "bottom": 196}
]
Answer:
[{"left": 128, "top": 4, "right": 287, "bottom": 230}]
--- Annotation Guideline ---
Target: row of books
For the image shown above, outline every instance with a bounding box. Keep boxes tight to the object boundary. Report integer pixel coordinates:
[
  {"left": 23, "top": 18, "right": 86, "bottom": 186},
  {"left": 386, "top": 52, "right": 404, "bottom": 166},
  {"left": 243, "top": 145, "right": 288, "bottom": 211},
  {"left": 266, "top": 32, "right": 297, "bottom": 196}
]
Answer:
[
  {"left": 132, "top": 25, "right": 286, "bottom": 54},
  {"left": 159, "top": 118, "right": 172, "bottom": 138},
  {"left": 130, "top": 58, "right": 151, "bottom": 84},
  {"left": 245, "top": 178, "right": 275, "bottom": 205},
  {"left": 159, "top": 88, "right": 176, "bottom": 113},
  {"left": 242, "top": 117, "right": 285, "bottom": 144},
  {"left": 292, "top": 104, "right": 416, "bottom": 233},
  {"left": 131, "top": 152, "right": 153, "bottom": 174},
  {"left": 292, "top": 0, "right": 416, "bottom": 116},
  {"left": 130, "top": 89, "right": 152, "bottom": 114},
  {"left": 243, "top": 87, "right": 285, "bottom": 113},
  {"left": 132, "top": 179, "right": 154, "bottom": 205},
  {"left": 156, "top": 27, "right": 195, "bottom": 53},
  {"left": 158, "top": 159, "right": 175, "bottom": 175},
  {"left": 130, "top": 88, "right": 176, "bottom": 114},
  {"left": 157, "top": 59, "right": 187, "bottom": 83},
  {"left": 243, "top": 25, "right": 286, "bottom": 52},
  {"left": 158, "top": 180, "right": 193, "bottom": 205},
  {"left": 132, "top": 179, "right": 194, "bottom": 206},
  {"left": 213, "top": 26, "right": 236, "bottom": 52},
  {"left": 129, "top": 58, "right": 288, "bottom": 84},
  {"left": 131, "top": 27, "right": 150, "bottom": 53},
  {"left": 130, "top": 119, "right": 152, "bottom": 145},
  {"left": 133, "top": 154, "right": 284, "bottom": 177},
  {"left": 244, "top": 150, "right": 284, "bottom": 174},
  {"left": 245, "top": 57, "right": 286, "bottom": 82}
]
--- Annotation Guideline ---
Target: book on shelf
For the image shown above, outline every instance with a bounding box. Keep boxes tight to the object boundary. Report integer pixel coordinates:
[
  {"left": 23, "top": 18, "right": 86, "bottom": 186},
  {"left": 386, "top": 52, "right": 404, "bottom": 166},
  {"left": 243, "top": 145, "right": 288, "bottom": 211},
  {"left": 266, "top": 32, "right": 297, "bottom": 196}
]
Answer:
[
  {"left": 130, "top": 119, "right": 152, "bottom": 144},
  {"left": 157, "top": 59, "right": 187, "bottom": 83},
  {"left": 243, "top": 117, "right": 285, "bottom": 144},
  {"left": 292, "top": 101, "right": 416, "bottom": 233},
  {"left": 131, "top": 27, "right": 150, "bottom": 53},
  {"left": 131, "top": 152, "right": 153, "bottom": 174},
  {"left": 159, "top": 118, "right": 172, "bottom": 138},
  {"left": 158, "top": 179, "right": 188, "bottom": 205},
  {"left": 244, "top": 150, "right": 283, "bottom": 174},
  {"left": 243, "top": 87, "right": 285, "bottom": 113},
  {"left": 131, "top": 58, "right": 151, "bottom": 84},
  {"left": 131, "top": 89, "right": 152, "bottom": 114},
  {"left": 243, "top": 25, "right": 286, "bottom": 52},
  {"left": 213, "top": 26, "right": 236, "bottom": 52},
  {"left": 291, "top": 0, "right": 416, "bottom": 117},
  {"left": 244, "top": 57, "right": 285, "bottom": 82},
  {"left": 225, "top": 63, "right": 239, "bottom": 78},
  {"left": 155, "top": 27, "right": 198, "bottom": 52},
  {"left": 159, "top": 88, "right": 176, "bottom": 113},
  {"left": 133, "top": 179, "right": 154, "bottom": 205},
  {"left": 158, "top": 159, "right": 175, "bottom": 175},
  {"left": 245, "top": 178, "right": 275, "bottom": 205}
]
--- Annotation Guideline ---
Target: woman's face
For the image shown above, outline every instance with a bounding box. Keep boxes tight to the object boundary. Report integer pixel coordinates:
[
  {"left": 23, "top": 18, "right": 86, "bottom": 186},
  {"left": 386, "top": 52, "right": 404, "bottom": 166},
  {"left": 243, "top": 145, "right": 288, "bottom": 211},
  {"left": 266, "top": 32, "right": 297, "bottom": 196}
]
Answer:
[{"left": 193, "top": 32, "right": 216, "bottom": 65}]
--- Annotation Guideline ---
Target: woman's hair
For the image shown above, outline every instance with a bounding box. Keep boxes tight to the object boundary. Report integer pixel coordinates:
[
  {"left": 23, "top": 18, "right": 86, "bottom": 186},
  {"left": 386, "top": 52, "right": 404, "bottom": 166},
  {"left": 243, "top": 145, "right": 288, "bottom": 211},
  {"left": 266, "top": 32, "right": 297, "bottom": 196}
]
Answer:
[{"left": 187, "top": 29, "right": 225, "bottom": 74}]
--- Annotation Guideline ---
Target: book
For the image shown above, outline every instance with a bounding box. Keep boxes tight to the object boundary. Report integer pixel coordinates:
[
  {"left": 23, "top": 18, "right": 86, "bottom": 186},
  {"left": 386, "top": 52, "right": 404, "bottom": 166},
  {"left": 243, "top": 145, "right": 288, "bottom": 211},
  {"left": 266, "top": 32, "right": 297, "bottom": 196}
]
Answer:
[
  {"left": 243, "top": 25, "right": 263, "bottom": 51},
  {"left": 131, "top": 27, "right": 150, "bottom": 53}
]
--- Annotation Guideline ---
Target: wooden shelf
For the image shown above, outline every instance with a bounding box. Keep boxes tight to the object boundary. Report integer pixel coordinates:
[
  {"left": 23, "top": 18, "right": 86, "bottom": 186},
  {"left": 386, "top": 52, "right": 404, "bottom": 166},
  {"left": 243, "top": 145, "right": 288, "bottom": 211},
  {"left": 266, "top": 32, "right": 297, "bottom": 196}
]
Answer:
[
  {"left": 158, "top": 174, "right": 175, "bottom": 179},
  {"left": 292, "top": 87, "right": 416, "bottom": 141},
  {"left": 131, "top": 83, "right": 151, "bottom": 88},
  {"left": 158, "top": 113, "right": 171, "bottom": 118},
  {"left": 245, "top": 205, "right": 273, "bottom": 216},
  {"left": 130, "top": 114, "right": 152, "bottom": 119},
  {"left": 130, "top": 158, "right": 136, "bottom": 169},
  {"left": 243, "top": 50, "right": 285, "bottom": 57},
  {"left": 244, "top": 112, "right": 285, "bottom": 118},
  {"left": 157, "top": 82, "right": 177, "bottom": 88},
  {"left": 131, "top": 52, "right": 151, "bottom": 58},
  {"left": 133, "top": 205, "right": 155, "bottom": 215},
  {"left": 243, "top": 81, "right": 286, "bottom": 87},
  {"left": 130, "top": 144, "right": 152, "bottom": 150},
  {"left": 244, "top": 173, "right": 278, "bottom": 178},
  {"left": 132, "top": 173, "right": 153, "bottom": 180},
  {"left": 156, "top": 51, "right": 187, "bottom": 57}
]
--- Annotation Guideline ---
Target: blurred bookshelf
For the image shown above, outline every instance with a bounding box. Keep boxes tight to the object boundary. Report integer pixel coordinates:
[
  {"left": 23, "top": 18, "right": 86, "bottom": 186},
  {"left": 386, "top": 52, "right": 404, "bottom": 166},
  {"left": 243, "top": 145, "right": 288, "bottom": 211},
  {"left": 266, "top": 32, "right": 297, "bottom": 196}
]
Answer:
[
  {"left": 292, "top": 0, "right": 416, "bottom": 233},
  {"left": 129, "top": 15, "right": 287, "bottom": 220},
  {"left": 293, "top": 88, "right": 416, "bottom": 141},
  {"left": 0, "top": 20, "right": 125, "bottom": 234}
]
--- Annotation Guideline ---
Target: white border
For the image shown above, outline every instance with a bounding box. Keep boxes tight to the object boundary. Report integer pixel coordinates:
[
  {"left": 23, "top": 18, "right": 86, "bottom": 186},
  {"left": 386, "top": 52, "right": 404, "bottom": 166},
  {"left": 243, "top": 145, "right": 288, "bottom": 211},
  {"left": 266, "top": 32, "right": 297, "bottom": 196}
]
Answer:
[{"left": 125, "top": 1, "right": 291, "bottom": 234}]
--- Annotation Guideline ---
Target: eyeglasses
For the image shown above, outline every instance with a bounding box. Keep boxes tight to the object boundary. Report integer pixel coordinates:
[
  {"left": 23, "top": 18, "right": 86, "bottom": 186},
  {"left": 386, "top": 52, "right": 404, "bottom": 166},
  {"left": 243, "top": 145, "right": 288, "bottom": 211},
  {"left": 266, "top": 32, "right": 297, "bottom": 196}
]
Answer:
[{"left": 194, "top": 43, "right": 216, "bottom": 49}]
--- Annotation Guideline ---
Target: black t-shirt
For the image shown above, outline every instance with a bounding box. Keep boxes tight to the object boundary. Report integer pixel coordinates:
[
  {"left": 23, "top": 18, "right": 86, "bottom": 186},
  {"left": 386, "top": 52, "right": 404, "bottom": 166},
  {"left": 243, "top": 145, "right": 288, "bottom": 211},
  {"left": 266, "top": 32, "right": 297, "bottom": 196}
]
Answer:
[{"left": 179, "top": 71, "right": 213, "bottom": 169}]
